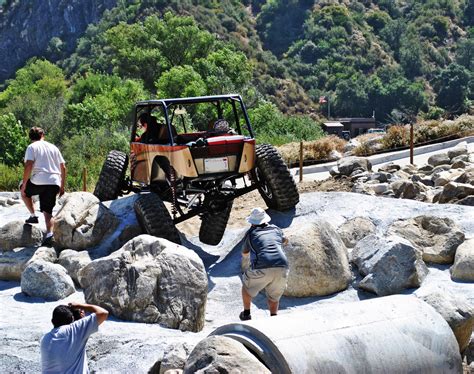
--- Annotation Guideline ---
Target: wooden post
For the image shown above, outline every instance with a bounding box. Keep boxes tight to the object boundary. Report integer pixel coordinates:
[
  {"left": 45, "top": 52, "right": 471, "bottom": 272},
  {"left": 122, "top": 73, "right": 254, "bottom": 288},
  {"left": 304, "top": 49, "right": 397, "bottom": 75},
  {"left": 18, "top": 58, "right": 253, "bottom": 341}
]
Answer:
[
  {"left": 82, "top": 167, "right": 87, "bottom": 191},
  {"left": 299, "top": 141, "right": 303, "bottom": 183},
  {"left": 410, "top": 123, "right": 414, "bottom": 165}
]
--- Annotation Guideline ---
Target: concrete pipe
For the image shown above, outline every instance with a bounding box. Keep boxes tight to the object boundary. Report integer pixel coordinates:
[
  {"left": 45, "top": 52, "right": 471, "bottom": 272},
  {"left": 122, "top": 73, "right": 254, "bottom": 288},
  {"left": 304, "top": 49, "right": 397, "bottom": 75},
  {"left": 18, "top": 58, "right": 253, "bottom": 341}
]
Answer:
[{"left": 210, "top": 295, "right": 461, "bottom": 373}]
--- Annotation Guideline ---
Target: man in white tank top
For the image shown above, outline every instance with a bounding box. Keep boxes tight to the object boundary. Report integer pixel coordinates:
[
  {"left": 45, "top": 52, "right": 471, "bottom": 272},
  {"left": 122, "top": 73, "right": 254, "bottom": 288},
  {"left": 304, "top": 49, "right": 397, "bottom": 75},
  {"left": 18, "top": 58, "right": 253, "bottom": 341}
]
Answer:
[{"left": 20, "top": 127, "right": 66, "bottom": 246}]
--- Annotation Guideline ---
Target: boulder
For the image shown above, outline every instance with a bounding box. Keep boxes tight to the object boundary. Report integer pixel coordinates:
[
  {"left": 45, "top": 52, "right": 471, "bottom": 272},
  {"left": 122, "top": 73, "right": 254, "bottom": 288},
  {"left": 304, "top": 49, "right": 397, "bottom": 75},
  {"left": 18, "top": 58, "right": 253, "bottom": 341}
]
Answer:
[
  {"left": 54, "top": 192, "right": 119, "bottom": 250},
  {"left": 183, "top": 336, "right": 270, "bottom": 374},
  {"left": 21, "top": 260, "right": 75, "bottom": 300},
  {"left": 0, "top": 246, "right": 56, "bottom": 281},
  {"left": 388, "top": 216, "right": 465, "bottom": 264},
  {"left": 337, "top": 157, "right": 372, "bottom": 176},
  {"left": 283, "top": 221, "right": 351, "bottom": 297},
  {"left": 369, "top": 172, "right": 392, "bottom": 183},
  {"left": 428, "top": 153, "right": 450, "bottom": 167},
  {"left": 79, "top": 235, "right": 207, "bottom": 332},
  {"left": 437, "top": 182, "right": 474, "bottom": 204},
  {"left": 418, "top": 164, "right": 434, "bottom": 174},
  {"left": 448, "top": 144, "right": 468, "bottom": 160},
  {"left": 417, "top": 291, "right": 474, "bottom": 353},
  {"left": 367, "top": 182, "right": 389, "bottom": 195},
  {"left": 337, "top": 217, "right": 376, "bottom": 248},
  {"left": 0, "top": 221, "right": 43, "bottom": 251},
  {"left": 351, "top": 235, "right": 428, "bottom": 296},
  {"left": 454, "top": 168, "right": 474, "bottom": 185},
  {"left": 456, "top": 196, "right": 474, "bottom": 206},
  {"left": 451, "top": 238, "right": 474, "bottom": 281},
  {"left": 390, "top": 180, "right": 425, "bottom": 200},
  {"left": 150, "top": 343, "right": 192, "bottom": 374},
  {"left": 58, "top": 249, "right": 92, "bottom": 287},
  {"left": 377, "top": 162, "right": 401, "bottom": 173}
]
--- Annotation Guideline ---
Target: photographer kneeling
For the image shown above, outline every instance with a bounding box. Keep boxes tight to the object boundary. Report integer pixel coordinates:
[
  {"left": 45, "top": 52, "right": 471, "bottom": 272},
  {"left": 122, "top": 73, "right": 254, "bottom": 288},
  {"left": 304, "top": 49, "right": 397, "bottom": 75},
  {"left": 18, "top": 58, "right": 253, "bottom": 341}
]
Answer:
[{"left": 41, "top": 302, "right": 108, "bottom": 373}]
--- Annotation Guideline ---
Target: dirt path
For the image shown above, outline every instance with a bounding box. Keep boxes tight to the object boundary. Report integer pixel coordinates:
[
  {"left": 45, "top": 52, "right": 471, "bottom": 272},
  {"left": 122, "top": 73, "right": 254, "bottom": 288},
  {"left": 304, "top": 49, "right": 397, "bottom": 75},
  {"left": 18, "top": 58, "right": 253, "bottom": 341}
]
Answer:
[{"left": 176, "top": 177, "right": 353, "bottom": 236}]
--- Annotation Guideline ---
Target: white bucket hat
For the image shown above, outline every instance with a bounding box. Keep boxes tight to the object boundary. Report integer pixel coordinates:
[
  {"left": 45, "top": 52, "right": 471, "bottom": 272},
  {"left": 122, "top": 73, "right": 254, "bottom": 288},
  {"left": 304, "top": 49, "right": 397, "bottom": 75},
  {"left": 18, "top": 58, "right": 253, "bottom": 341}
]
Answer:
[{"left": 246, "top": 207, "right": 271, "bottom": 225}]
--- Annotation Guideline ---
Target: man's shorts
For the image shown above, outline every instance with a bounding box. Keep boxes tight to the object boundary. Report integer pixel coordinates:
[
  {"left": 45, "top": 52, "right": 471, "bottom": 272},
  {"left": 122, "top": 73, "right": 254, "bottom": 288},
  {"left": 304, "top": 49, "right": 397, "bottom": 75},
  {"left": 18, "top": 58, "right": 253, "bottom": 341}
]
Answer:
[
  {"left": 242, "top": 267, "right": 288, "bottom": 302},
  {"left": 24, "top": 180, "right": 59, "bottom": 215}
]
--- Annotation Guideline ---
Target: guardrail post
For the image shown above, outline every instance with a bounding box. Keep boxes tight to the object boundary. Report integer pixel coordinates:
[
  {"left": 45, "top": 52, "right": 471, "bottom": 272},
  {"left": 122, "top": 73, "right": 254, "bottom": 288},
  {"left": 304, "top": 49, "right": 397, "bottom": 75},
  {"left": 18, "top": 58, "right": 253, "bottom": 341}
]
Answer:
[{"left": 299, "top": 141, "right": 303, "bottom": 183}]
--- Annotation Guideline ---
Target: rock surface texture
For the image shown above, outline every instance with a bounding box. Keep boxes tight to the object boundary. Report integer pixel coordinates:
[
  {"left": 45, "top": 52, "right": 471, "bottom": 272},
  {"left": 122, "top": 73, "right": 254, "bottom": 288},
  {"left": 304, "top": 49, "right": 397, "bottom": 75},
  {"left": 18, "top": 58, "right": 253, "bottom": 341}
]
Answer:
[
  {"left": 0, "top": 246, "right": 56, "bottom": 281},
  {"left": 54, "top": 192, "right": 118, "bottom": 250},
  {"left": 183, "top": 336, "right": 270, "bottom": 374},
  {"left": 0, "top": 0, "right": 117, "bottom": 82},
  {"left": 351, "top": 235, "right": 428, "bottom": 296},
  {"left": 283, "top": 220, "right": 351, "bottom": 297},
  {"left": 450, "top": 238, "right": 474, "bottom": 281},
  {"left": 79, "top": 235, "right": 208, "bottom": 332},
  {"left": 388, "top": 215, "right": 465, "bottom": 264},
  {"left": 417, "top": 291, "right": 474, "bottom": 353},
  {"left": 0, "top": 221, "right": 43, "bottom": 250},
  {"left": 21, "top": 260, "right": 75, "bottom": 300}
]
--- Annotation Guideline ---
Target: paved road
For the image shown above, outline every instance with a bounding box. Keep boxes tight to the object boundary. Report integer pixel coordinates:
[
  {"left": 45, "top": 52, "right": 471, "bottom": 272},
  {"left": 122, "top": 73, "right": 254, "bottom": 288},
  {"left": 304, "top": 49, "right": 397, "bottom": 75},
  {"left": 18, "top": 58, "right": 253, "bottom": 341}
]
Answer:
[{"left": 294, "top": 136, "right": 474, "bottom": 182}]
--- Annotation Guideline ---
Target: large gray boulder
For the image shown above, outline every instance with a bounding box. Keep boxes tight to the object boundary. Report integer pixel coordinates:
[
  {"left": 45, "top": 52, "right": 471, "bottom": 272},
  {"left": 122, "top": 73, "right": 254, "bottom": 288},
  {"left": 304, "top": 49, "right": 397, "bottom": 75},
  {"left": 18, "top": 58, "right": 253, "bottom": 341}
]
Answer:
[
  {"left": 183, "top": 336, "right": 270, "bottom": 374},
  {"left": 337, "top": 217, "right": 376, "bottom": 248},
  {"left": 58, "top": 249, "right": 92, "bottom": 287},
  {"left": 436, "top": 182, "right": 474, "bottom": 204},
  {"left": 54, "top": 192, "right": 119, "bottom": 250},
  {"left": 417, "top": 290, "right": 474, "bottom": 353},
  {"left": 351, "top": 235, "right": 428, "bottom": 296},
  {"left": 451, "top": 238, "right": 474, "bottom": 281},
  {"left": 79, "top": 235, "right": 207, "bottom": 332},
  {"left": 0, "top": 246, "right": 56, "bottom": 281},
  {"left": 21, "top": 260, "right": 75, "bottom": 300},
  {"left": 0, "top": 221, "right": 43, "bottom": 250},
  {"left": 428, "top": 153, "right": 450, "bottom": 167},
  {"left": 387, "top": 216, "right": 465, "bottom": 264},
  {"left": 283, "top": 221, "right": 351, "bottom": 297},
  {"left": 337, "top": 157, "right": 372, "bottom": 176}
]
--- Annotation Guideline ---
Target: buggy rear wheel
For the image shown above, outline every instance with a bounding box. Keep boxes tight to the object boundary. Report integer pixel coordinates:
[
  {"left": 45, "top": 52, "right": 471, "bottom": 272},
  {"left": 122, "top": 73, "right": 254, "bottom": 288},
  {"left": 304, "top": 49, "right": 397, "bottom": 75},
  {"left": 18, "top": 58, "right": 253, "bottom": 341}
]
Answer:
[
  {"left": 93, "top": 150, "right": 128, "bottom": 201},
  {"left": 199, "top": 200, "right": 233, "bottom": 246},
  {"left": 134, "top": 193, "right": 181, "bottom": 244},
  {"left": 253, "top": 144, "right": 299, "bottom": 211}
]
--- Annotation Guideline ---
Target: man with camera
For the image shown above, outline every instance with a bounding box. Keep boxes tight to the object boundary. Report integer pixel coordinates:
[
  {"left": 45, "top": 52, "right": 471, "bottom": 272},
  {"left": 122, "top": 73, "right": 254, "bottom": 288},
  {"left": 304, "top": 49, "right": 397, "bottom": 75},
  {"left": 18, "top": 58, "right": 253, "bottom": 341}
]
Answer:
[{"left": 41, "top": 301, "right": 108, "bottom": 373}]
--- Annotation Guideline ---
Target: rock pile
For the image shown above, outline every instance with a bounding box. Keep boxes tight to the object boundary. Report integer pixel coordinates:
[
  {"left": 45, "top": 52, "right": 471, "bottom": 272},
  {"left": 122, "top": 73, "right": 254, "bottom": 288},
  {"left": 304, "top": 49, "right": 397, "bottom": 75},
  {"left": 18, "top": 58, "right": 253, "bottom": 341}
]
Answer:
[{"left": 331, "top": 143, "right": 474, "bottom": 205}]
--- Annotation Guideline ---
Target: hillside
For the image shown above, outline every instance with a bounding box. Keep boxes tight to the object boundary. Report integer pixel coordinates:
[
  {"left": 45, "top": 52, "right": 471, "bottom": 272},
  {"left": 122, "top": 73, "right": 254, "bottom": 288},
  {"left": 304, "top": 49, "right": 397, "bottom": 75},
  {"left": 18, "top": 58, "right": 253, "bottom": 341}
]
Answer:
[
  {"left": 0, "top": 0, "right": 472, "bottom": 192},
  {"left": 1, "top": 0, "right": 472, "bottom": 119}
]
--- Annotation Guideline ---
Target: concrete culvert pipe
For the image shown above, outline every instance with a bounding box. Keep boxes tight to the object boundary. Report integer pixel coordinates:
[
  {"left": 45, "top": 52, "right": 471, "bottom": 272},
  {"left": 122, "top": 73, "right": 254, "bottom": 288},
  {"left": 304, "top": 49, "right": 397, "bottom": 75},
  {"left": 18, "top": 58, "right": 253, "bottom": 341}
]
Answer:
[{"left": 209, "top": 295, "right": 462, "bottom": 373}]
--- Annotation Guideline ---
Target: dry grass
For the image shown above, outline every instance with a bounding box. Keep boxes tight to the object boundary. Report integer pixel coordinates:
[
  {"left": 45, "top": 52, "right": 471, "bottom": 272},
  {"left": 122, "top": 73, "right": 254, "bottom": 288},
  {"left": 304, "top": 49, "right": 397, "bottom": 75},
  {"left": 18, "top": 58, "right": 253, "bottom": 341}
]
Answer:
[{"left": 277, "top": 135, "right": 346, "bottom": 164}]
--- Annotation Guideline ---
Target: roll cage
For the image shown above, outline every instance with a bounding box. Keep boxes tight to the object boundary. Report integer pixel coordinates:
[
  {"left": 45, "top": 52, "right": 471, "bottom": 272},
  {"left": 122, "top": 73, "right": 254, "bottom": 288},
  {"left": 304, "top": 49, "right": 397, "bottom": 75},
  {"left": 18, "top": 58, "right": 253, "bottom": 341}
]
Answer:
[{"left": 131, "top": 94, "right": 254, "bottom": 145}]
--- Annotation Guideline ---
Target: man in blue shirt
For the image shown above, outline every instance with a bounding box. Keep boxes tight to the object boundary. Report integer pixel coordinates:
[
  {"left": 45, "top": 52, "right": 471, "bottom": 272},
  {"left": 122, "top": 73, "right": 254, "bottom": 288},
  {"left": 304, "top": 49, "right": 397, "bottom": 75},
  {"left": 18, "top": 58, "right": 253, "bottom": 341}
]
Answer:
[
  {"left": 41, "top": 302, "right": 109, "bottom": 373},
  {"left": 240, "top": 207, "right": 289, "bottom": 321}
]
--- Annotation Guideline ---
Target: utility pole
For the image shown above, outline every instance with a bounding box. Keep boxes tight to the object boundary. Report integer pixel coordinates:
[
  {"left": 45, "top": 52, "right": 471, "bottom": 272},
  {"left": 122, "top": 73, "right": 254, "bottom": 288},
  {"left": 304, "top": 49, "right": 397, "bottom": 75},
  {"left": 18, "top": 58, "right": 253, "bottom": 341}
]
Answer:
[{"left": 410, "top": 123, "right": 414, "bottom": 165}]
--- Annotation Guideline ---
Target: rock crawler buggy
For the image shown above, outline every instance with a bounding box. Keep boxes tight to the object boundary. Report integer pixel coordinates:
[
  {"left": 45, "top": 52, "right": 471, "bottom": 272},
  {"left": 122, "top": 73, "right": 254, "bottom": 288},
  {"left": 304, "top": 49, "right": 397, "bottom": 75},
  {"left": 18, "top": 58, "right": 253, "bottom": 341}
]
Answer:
[{"left": 94, "top": 94, "right": 299, "bottom": 245}]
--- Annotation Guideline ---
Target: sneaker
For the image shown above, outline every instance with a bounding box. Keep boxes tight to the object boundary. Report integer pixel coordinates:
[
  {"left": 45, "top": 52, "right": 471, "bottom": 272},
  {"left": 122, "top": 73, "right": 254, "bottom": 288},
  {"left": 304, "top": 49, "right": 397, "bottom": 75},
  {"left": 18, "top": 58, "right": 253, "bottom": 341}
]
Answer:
[
  {"left": 42, "top": 235, "right": 55, "bottom": 247},
  {"left": 239, "top": 311, "right": 251, "bottom": 321},
  {"left": 25, "top": 216, "right": 39, "bottom": 224}
]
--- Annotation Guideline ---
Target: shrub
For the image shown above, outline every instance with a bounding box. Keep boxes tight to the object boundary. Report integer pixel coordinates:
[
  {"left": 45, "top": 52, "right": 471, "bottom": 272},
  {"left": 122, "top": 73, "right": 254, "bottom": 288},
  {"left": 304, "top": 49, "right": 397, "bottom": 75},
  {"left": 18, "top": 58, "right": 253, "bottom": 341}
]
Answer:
[
  {"left": 277, "top": 135, "right": 346, "bottom": 164},
  {"left": 381, "top": 125, "right": 410, "bottom": 149},
  {"left": 0, "top": 163, "right": 22, "bottom": 191}
]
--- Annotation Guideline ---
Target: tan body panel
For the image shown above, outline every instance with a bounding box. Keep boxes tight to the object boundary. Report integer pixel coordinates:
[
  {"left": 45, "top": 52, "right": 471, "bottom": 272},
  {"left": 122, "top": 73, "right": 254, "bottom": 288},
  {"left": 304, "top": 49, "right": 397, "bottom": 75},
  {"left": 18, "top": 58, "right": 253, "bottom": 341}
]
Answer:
[{"left": 131, "top": 142, "right": 198, "bottom": 184}]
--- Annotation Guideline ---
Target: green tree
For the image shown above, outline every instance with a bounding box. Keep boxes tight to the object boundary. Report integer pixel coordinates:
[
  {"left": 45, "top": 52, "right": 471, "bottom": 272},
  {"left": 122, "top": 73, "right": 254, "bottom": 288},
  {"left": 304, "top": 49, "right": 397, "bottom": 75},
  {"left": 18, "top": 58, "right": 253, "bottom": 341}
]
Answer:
[
  {"left": 433, "top": 64, "right": 471, "bottom": 113},
  {"left": 0, "top": 113, "right": 28, "bottom": 166},
  {"left": 155, "top": 65, "right": 206, "bottom": 98},
  {"left": 64, "top": 74, "right": 145, "bottom": 136},
  {"left": 0, "top": 59, "right": 67, "bottom": 140}
]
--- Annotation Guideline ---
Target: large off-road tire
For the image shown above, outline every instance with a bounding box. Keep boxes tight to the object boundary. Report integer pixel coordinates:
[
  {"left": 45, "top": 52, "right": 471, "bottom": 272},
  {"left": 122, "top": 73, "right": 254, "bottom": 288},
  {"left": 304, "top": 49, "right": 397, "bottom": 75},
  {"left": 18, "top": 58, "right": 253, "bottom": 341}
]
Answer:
[
  {"left": 134, "top": 193, "right": 181, "bottom": 244},
  {"left": 94, "top": 150, "right": 128, "bottom": 202},
  {"left": 199, "top": 200, "right": 233, "bottom": 246},
  {"left": 253, "top": 144, "right": 299, "bottom": 211}
]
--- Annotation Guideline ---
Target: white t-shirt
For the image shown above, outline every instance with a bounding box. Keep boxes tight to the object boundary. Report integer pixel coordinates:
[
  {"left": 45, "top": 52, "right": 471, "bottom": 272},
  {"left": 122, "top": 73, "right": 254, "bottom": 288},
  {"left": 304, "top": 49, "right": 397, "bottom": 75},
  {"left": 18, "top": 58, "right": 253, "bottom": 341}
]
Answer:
[{"left": 24, "top": 140, "right": 65, "bottom": 187}]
